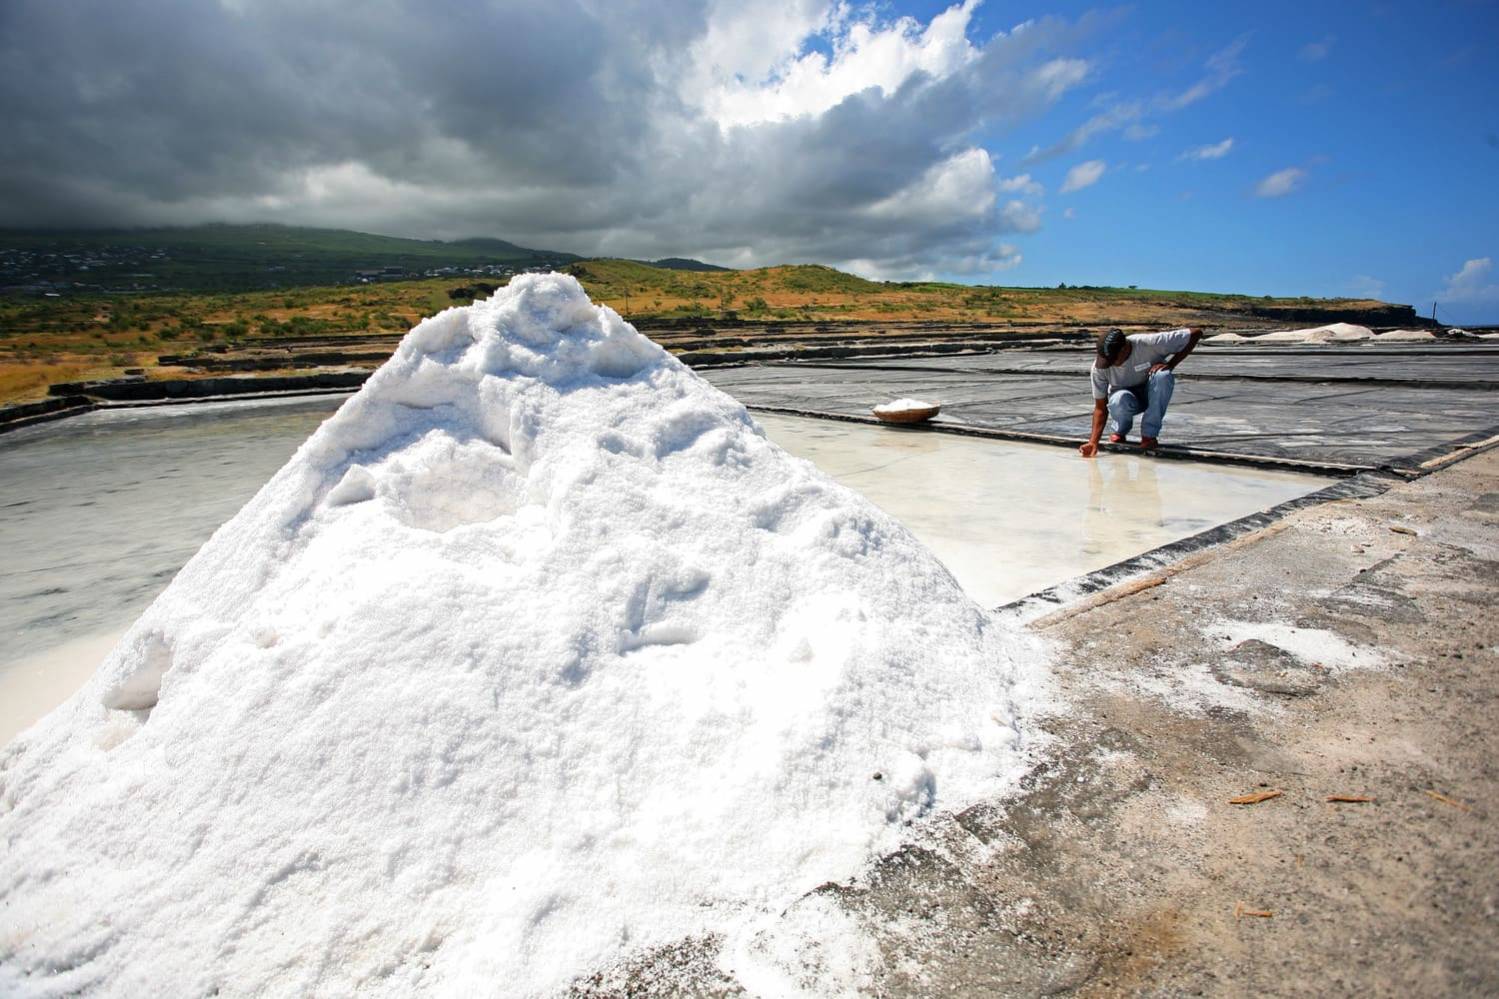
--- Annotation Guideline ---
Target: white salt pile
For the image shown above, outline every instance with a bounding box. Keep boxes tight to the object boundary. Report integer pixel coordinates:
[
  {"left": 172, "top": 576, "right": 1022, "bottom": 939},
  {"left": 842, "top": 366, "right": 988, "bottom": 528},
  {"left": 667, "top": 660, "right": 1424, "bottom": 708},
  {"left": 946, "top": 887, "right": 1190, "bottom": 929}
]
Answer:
[
  {"left": 1254, "top": 322, "right": 1373, "bottom": 344},
  {"left": 1374, "top": 328, "right": 1437, "bottom": 342},
  {"left": 0, "top": 274, "right": 1043, "bottom": 996},
  {"left": 871, "top": 397, "right": 938, "bottom": 415}
]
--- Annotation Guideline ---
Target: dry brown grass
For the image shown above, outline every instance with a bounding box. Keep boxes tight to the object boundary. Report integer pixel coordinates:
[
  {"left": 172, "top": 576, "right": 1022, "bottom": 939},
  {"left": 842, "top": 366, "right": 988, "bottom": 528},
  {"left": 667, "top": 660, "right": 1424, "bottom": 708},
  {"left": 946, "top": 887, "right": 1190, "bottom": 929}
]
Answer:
[{"left": 0, "top": 264, "right": 1397, "bottom": 407}]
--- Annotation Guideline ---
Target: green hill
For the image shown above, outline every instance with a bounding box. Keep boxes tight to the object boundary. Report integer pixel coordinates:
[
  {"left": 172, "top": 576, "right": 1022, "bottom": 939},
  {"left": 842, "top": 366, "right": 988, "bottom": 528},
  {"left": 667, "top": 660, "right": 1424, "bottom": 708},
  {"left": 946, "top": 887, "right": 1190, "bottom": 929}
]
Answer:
[
  {"left": 0, "top": 223, "right": 579, "bottom": 294},
  {"left": 646, "top": 257, "right": 732, "bottom": 272}
]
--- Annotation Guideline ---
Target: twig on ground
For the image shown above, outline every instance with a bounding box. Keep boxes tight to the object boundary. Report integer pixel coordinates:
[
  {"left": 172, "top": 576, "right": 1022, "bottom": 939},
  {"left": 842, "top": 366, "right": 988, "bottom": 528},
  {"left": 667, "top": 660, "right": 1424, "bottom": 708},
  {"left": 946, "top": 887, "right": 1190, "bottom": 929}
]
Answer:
[
  {"left": 1326, "top": 794, "right": 1375, "bottom": 803},
  {"left": 1229, "top": 790, "right": 1283, "bottom": 805},
  {"left": 1424, "top": 789, "right": 1472, "bottom": 812},
  {"left": 1235, "top": 901, "right": 1273, "bottom": 919},
  {"left": 1029, "top": 520, "right": 1293, "bottom": 629}
]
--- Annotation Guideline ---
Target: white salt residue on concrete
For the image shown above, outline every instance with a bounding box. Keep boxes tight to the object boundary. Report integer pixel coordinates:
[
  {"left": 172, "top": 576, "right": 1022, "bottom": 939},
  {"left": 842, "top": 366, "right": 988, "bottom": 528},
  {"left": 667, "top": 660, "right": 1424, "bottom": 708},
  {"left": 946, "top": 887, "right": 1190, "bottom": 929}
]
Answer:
[
  {"left": 1165, "top": 796, "right": 1209, "bottom": 826},
  {"left": 1107, "top": 619, "right": 1386, "bottom": 718},
  {"left": 1104, "top": 657, "right": 1267, "bottom": 717},
  {"left": 0, "top": 273, "right": 1046, "bottom": 997},
  {"left": 1210, "top": 620, "right": 1386, "bottom": 672}
]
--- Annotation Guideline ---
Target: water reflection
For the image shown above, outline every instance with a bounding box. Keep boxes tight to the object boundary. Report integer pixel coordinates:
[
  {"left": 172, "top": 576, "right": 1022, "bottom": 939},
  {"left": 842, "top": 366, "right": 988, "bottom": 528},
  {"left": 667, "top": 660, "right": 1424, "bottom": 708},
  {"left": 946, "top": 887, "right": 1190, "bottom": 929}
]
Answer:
[{"left": 1083, "top": 457, "right": 1164, "bottom": 560}]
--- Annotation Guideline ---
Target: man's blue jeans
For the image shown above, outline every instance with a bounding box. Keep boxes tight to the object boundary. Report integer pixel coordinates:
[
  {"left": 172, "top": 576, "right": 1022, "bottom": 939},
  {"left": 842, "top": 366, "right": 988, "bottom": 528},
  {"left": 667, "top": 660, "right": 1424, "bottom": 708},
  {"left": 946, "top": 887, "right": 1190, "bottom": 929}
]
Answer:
[{"left": 1108, "top": 369, "right": 1174, "bottom": 438}]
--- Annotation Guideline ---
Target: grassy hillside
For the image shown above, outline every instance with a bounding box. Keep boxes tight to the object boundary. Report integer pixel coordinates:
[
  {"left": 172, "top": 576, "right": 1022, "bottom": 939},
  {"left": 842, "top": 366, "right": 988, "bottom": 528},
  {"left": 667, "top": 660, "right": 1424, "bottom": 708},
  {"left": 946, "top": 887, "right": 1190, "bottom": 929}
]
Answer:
[
  {"left": 561, "top": 259, "right": 1399, "bottom": 326},
  {"left": 0, "top": 223, "right": 578, "bottom": 294},
  {"left": 0, "top": 257, "right": 1416, "bottom": 406}
]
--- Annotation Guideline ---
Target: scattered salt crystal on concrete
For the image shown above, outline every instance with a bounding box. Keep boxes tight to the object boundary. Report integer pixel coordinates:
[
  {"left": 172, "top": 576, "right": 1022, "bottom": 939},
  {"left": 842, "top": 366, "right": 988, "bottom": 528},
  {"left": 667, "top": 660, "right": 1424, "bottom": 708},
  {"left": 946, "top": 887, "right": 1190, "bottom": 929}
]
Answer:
[
  {"left": 0, "top": 273, "right": 1047, "bottom": 996},
  {"left": 1211, "top": 620, "right": 1386, "bottom": 672}
]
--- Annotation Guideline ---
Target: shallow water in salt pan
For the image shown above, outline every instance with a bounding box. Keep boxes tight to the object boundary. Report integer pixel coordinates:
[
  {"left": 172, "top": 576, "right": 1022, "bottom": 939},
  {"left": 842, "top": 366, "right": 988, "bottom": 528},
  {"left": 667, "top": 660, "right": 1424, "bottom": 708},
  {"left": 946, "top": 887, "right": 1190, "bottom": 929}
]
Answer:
[
  {"left": 0, "top": 394, "right": 1328, "bottom": 741},
  {"left": 762, "top": 416, "right": 1329, "bottom": 606}
]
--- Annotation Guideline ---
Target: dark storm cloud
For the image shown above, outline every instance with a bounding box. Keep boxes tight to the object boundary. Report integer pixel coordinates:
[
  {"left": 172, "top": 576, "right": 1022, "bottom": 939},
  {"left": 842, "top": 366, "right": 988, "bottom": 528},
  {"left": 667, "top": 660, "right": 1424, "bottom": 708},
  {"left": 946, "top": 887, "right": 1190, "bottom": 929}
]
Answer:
[{"left": 0, "top": 0, "right": 1093, "bottom": 274}]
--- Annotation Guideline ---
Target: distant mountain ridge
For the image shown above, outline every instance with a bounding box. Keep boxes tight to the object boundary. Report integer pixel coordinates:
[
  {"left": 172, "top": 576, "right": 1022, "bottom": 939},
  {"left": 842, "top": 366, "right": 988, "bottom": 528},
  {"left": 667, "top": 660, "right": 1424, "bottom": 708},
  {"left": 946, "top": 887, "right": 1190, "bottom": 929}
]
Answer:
[
  {"left": 645, "top": 257, "right": 732, "bottom": 272},
  {"left": 0, "top": 223, "right": 744, "bottom": 294},
  {"left": 0, "top": 223, "right": 583, "bottom": 294}
]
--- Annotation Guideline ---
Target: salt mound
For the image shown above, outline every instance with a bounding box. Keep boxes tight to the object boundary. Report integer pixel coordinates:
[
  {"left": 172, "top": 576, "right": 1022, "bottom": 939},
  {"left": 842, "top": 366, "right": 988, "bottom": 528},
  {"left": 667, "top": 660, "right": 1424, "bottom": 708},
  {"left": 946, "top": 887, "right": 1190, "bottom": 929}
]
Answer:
[
  {"left": 0, "top": 274, "right": 1042, "bottom": 996},
  {"left": 1255, "top": 322, "right": 1373, "bottom": 344},
  {"left": 1204, "top": 332, "right": 1249, "bottom": 343},
  {"left": 1375, "top": 328, "right": 1437, "bottom": 342},
  {"left": 1316, "top": 322, "right": 1375, "bottom": 343}
]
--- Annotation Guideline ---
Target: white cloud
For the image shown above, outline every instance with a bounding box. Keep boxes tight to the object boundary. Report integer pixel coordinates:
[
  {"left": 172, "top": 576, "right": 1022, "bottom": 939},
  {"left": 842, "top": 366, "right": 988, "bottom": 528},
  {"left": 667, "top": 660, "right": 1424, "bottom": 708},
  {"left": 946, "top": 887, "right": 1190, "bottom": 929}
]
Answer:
[
  {"left": 1440, "top": 257, "right": 1499, "bottom": 302},
  {"left": 1024, "top": 100, "right": 1140, "bottom": 163},
  {"left": 1024, "top": 36, "right": 1246, "bottom": 163},
  {"left": 998, "top": 199, "right": 1043, "bottom": 232},
  {"left": 1255, "top": 166, "right": 1306, "bottom": 198},
  {"left": 1180, "top": 137, "right": 1234, "bottom": 161},
  {"left": 1062, "top": 206, "right": 1076, "bottom": 220},
  {"left": 997, "top": 173, "right": 1044, "bottom": 196},
  {"left": 698, "top": 0, "right": 988, "bottom": 127},
  {"left": 1157, "top": 37, "right": 1247, "bottom": 111},
  {"left": 867, "top": 147, "right": 997, "bottom": 223},
  {"left": 1060, "top": 159, "right": 1106, "bottom": 193},
  {"left": 1346, "top": 274, "right": 1385, "bottom": 299},
  {"left": 1299, "top": 37, "right": 1334, "bottom": 63},
  {"left": 0, "top": 0, "right": 1104, "bottom": 279}
]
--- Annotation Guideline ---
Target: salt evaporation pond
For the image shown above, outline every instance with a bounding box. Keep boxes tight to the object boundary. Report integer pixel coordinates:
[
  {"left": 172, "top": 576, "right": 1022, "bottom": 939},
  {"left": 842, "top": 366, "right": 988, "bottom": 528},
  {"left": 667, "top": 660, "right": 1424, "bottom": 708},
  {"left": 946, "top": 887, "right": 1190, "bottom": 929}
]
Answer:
[
  {"left": 0, "top": 390, "right": 1328, "bottom": 743},
  {"left": 2, "top": 274, "right": 1047, "bottom": 995},
  {"left": 0, "top": 276, "right": 1335, "bottom": 994}
]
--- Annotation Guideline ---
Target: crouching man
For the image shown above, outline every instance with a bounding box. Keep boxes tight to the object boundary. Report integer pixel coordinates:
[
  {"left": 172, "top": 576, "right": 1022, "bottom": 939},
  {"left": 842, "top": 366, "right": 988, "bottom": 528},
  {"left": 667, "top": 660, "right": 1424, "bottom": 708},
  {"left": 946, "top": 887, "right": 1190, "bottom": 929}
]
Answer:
[{"left": 1079, "top": 326, "right": 1202, "bottom": 457}]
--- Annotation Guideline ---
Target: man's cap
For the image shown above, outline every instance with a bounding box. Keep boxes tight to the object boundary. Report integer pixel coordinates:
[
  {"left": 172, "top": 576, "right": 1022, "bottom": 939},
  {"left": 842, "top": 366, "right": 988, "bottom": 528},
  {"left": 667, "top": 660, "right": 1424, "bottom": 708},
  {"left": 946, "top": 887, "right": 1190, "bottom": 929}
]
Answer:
[{"left": 1099, "top": 328, "right": 1126, "bottom": 359}]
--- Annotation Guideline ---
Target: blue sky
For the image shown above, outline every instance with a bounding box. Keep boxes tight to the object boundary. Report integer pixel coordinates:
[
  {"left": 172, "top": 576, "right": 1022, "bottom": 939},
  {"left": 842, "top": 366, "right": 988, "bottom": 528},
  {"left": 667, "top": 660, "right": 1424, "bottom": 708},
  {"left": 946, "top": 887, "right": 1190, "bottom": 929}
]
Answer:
[
  {"left": 957, "top": 1, "right": 1499, "bottom": 320},
  {"left": 3, "top": 0, "right": 1495, "bottom": 319}
]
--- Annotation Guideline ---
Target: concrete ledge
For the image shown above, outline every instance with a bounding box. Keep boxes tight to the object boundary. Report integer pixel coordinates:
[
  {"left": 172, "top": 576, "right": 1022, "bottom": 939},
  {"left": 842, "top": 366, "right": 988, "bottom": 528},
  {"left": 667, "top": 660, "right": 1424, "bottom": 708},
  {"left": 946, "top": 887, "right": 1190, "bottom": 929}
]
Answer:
[
  {"left": 48, "top": 371, "right": 371, "bottom": 402},
  {"left": 0, "top": 395, "right": 96, "bottom": 435},
  {"left": 997, "top": 472, "right": 1394, "bottom": 619}
]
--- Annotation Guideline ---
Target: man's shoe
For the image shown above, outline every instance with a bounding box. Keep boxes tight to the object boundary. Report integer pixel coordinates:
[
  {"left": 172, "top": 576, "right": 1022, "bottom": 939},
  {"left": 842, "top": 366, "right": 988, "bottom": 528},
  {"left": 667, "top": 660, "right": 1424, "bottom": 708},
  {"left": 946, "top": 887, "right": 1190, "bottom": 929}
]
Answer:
[
  {"left": 1108, "top": 433, "right": 1125, "bottom": 444},
  {"left": 1140, "top": 436, "right": 1159, "bottom": 449}
]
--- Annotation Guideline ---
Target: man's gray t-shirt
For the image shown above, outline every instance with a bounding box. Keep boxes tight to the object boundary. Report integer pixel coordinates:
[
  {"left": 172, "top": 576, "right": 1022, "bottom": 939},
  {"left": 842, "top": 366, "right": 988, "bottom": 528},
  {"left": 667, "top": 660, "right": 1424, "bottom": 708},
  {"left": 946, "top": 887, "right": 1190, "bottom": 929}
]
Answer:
[{"left": 1090, "top": 329, "right": 1193, "bottom": 400}]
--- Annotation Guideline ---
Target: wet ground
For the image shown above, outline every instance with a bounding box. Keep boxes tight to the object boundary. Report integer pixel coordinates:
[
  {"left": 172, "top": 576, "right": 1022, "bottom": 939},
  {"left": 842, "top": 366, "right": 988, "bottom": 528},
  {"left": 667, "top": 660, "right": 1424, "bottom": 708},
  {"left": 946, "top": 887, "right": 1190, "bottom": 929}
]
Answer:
[{"left": 702, "top": 342, "right": 1499, "bottom": 472}]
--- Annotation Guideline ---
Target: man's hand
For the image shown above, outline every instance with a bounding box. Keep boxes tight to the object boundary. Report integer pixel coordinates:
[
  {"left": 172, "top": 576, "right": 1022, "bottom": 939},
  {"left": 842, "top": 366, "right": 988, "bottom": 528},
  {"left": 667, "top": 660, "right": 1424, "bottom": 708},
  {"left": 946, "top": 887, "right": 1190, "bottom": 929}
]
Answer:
[
  {"left": 1079, "top": 441, "right": 1098, "bottom": 458},
  {"left": 1149, "top": 362, "right": 1170, "bottom": 374}
]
